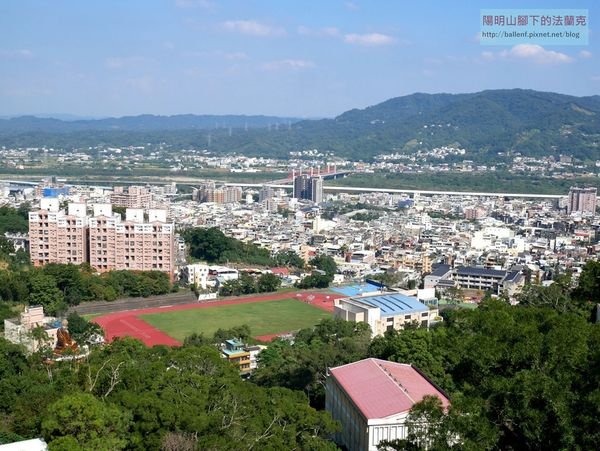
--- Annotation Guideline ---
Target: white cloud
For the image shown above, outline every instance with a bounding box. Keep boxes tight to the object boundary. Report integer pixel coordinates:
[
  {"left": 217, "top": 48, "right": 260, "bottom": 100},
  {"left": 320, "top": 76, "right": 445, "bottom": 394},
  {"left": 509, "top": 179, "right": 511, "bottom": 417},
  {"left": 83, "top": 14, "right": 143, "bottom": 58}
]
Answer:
[
  {"left": 579, "top": 50, "right": 593, "bottom": 59},
  {"left": 591, "top": 75, "right": 600, "bottom": 82},
  {"left": 344, "top": 33, "right": 395, "bottom": 46},
  {"left": 344, "top": 1, "right": 359, "bottom": 11},
  {"left": 0, "top": 49, "right": 34, "bottom": 59},
  {"left": 482, "top": 44, "right": 573, "bottom": 64},
  {"left": 221, "top": 20, "right": 285, "bottom": 37},
  {"left": 261, "top": 59, "right": 315, "bottom": 71},
  {"left": 297, "top": 26, "right": 340, "bottom": 38}
]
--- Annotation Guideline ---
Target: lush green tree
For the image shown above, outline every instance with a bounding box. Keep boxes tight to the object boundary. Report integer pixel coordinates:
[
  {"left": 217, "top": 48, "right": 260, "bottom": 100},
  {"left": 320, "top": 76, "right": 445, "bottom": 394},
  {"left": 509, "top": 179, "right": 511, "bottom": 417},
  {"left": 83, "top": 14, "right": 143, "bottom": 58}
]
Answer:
[
  {"left": 0, "top": 236, "right": 15, "bottom": 257},
  {"left": 213, "top": 324, "right": 251, "bottom": 343},
  {"left": 297, "top": 273, "right": 332, "bottom": 289},
  {"left": 274, "top": 250, "right": 305, "bottom": 269},
  {"left": 219, "top": 279, "right": 243, "bottom": 296},
  {"left": 27, "top": 273, "right": 66, "bottom": 315},
  {"left": 41, "top": 393, "right": 132, "bottom": 450},
  {"left": 254, "top": 319, "right": 371, "bottom": 408},
  {"left": 66, "top": 312, "right": 103, "bottom": 344},
  {"left": 0, "top": 206, "right": 29, "bottom": 235},
  {"left": 184, "top": 227, "right": 274, "bottom": 266},
  {"left": 309, "top": 255, "right": 337, "bottom": 279},
  {"left": 572, "top": 260, "right": 600, "bottom": 308},
  {"left": 239, "top": 272, "right": 257, "bottom": 294},
  {"left": 257, "top": 272, "right": 282, "bottom": 293},
  {"left": 517, "top": 283, "right": 574, "bottom": 313}
]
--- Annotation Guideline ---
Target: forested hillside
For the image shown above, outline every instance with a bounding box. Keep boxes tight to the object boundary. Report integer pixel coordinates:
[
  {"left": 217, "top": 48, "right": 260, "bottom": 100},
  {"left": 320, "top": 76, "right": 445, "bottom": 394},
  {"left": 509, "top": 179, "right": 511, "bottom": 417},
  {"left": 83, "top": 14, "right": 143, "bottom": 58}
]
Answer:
[{"left": 1, "top": 89, "right": 598, "bottom": 161}]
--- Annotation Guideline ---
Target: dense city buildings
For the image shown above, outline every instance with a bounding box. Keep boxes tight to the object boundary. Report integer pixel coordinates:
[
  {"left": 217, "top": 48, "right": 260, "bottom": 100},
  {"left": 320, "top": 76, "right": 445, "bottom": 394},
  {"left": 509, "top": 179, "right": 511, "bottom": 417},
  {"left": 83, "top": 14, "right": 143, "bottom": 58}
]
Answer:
[{"left": 567, "top": 186, "right": 597, "bottom": 215}]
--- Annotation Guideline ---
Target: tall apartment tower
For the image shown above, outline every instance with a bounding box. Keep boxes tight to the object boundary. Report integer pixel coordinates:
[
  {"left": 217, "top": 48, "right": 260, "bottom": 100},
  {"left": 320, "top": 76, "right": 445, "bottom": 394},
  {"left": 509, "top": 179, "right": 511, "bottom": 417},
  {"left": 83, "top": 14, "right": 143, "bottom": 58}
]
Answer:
[
  {"left": 88, "top": 203, "right": 121, "bottom": 272},
  {"left": 29, "top": 198, "right": 88, "bottom": 267},
  {"left": 110, "top": 186, "right": 152, "bottom": 209},
  {"left": 258, "top": 185, "right": 274, "bottom": 202},
  {"left": 311, "top": 177, "right": 323, "bottom": 204},
  {"left": 88, "top": 205, "right": 175, "bottom": 278},
  {"left": 223, "top": 186, "right": 242, "bottom": 204},
  {"left": 293, "top": 175, "right": 323, "bottom": 203},
  {"left": 567, "top": 187, "right": 597, "bottom": 215}
]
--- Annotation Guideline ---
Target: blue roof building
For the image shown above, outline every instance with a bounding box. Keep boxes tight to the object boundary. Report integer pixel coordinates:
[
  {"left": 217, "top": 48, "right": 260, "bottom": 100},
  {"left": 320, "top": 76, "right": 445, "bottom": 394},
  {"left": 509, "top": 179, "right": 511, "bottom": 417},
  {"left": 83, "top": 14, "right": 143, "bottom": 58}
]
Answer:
[{"left": 334, "top": 292, "right": 438, "bottom": 337}]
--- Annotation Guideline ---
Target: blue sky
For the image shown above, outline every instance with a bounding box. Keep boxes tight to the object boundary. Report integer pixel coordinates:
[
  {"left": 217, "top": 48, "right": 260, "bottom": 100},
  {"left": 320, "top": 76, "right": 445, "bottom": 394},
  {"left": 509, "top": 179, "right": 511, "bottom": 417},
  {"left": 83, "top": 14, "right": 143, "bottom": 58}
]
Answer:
[{"left": 0, "top": 0, "right": 598, "bottom": 117}]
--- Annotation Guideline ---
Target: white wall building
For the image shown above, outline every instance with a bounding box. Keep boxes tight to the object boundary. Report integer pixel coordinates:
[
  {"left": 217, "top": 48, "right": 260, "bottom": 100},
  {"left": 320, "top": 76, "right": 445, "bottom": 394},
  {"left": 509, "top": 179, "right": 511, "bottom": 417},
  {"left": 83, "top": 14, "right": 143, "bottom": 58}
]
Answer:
[{"left": 326, "top": 358, "right": 450, "bottom": 451}]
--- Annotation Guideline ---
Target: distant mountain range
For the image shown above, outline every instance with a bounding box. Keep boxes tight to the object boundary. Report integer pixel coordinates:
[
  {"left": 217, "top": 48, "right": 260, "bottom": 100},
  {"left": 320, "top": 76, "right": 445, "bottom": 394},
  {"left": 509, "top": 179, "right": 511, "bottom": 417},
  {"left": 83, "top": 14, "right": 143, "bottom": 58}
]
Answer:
[
  {"left": 1, "top": 89, "right": 599, "bottom": 161},
  {"left": 0, "top": 114, "right": 301, "bottom": 133}
]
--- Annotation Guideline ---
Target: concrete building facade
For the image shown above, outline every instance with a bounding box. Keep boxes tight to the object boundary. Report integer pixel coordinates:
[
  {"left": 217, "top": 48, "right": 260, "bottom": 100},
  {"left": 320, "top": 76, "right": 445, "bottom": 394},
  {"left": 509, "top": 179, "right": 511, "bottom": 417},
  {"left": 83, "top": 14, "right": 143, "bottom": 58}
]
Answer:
[
  {"left": 30, "top": 202, "right": 175, "bottom": 279},
  {"left": 333, "top": 292, "right": 438, "bottom": 337},
  {"left": 567, "top": 186, "right": 597, "bottom": 215},
  {"left": 29, "top": 198, "right": 88, "bottom": 267},
  {"left": 293, "top": 175, "right": 323, "bottom": 203},
  {"left": 110, "top": 186, "right": 152, "bottom": 209}
]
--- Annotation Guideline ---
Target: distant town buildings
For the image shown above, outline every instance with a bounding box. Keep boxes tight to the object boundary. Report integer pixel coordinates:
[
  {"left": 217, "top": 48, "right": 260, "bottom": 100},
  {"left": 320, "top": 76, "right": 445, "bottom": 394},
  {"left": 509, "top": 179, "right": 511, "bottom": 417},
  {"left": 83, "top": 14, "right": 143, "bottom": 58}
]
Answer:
[
  {"left": 424, "top": 264, "right": 524, "bottom": 296},
  {"left": 293, "top": 174, "right": 323, "bottom": 203},
  {"left": 326, "top": 358, "right": 450, "bottom": 451},
  {"left": 258, "top": 185, "right": 274, "bottom": 202},
  {"left": 110, "top": 186, "right": 152, "bottom": 209},
  {"left": 194, "top": 182, "right": 242, "bottom": 204},
  {"left": 567, "top": 186, "right": 597, "bottom": 215}
]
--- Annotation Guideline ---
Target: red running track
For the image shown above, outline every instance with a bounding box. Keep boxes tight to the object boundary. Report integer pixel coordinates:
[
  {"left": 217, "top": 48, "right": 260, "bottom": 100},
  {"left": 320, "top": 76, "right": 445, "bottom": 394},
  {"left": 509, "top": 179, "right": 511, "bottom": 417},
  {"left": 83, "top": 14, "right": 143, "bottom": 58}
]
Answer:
[{"left": 93, "top": 291, "right": 340, "bottom": 347}]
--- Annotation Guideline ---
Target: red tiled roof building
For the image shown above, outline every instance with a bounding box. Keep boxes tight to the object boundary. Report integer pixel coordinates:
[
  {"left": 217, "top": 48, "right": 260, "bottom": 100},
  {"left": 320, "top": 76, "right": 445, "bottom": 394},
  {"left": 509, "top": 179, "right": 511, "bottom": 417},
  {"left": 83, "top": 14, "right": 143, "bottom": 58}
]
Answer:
[{"left": 326, "top": 358, "right": 450, "bottom": 451}]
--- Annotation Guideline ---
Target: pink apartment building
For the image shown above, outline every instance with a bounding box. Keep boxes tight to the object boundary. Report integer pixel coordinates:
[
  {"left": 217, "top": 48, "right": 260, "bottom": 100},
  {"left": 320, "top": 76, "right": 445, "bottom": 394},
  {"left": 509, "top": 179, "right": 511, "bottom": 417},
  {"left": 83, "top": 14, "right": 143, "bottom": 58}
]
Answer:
[
  {"left": 110, "top": 185, "right": 152, "bottom": 209},
  {"left": 30, "top": 201, "right": 175, "bottom": 280},
  {"left": 29, "top": 198, "right": 88, "bottom": 267},
  {"left": 89, "top": 205, "right": 175, "bottom": 279}
]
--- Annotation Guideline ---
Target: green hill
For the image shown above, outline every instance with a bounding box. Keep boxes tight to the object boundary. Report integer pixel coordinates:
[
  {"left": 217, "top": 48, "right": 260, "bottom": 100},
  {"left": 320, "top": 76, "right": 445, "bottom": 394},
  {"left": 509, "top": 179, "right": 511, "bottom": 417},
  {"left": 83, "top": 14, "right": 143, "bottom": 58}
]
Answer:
[{"left": 1, "top": 89, "right": 599, "bottom": 161}]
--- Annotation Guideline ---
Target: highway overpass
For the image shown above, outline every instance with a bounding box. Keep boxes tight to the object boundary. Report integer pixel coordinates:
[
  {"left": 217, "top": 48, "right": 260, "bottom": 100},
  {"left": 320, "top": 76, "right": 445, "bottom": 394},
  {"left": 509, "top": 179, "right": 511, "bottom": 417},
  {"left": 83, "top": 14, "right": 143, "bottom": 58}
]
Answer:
[{"left": 1, "top": 177, "right": 570, "bottom": 199}]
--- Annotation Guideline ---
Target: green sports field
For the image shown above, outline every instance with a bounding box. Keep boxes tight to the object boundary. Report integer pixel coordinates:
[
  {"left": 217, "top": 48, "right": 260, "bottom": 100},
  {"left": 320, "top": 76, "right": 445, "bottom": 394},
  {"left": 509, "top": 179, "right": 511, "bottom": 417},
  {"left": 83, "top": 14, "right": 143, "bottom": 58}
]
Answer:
[{"left": 139, "top": 298, "right": 330, "bottom": 340}]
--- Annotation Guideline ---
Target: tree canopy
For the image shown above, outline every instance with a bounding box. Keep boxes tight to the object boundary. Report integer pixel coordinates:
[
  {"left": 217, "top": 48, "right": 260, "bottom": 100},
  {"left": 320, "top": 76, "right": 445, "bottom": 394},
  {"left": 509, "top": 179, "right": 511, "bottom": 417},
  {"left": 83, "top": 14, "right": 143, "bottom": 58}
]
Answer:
[{"left": 183, "top": 227, "right": 274, "bottom": 266}]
